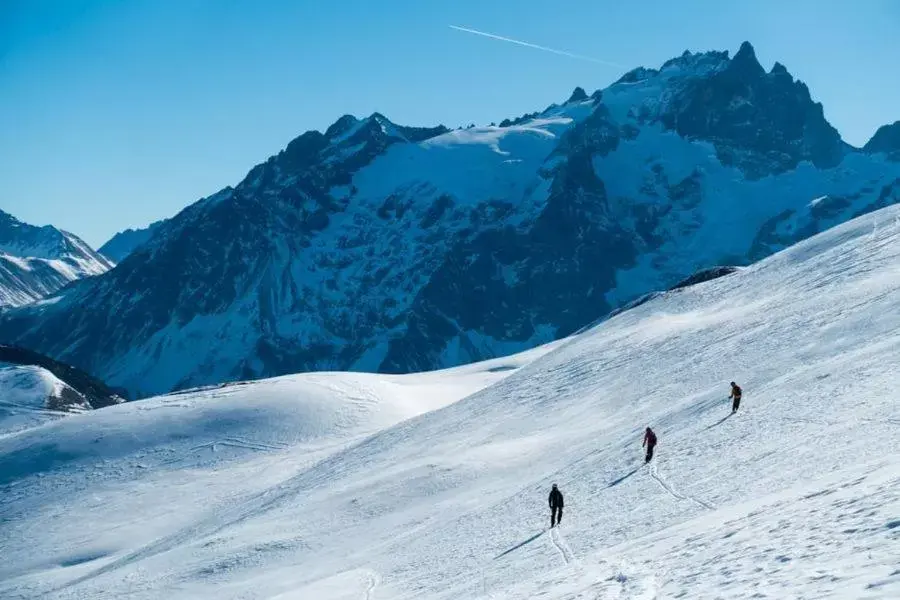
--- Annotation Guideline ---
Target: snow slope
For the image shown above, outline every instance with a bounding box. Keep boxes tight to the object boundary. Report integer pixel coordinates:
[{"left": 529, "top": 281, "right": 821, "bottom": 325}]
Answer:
[
  {"left": 3, "top": 206, "right": 900, "bottom": 599},
  {"left": 0, "top": 340, "right": 557, "bottom": 597},
  {"left": 0, "top": 363, "right": 91, "bottom": 437}
]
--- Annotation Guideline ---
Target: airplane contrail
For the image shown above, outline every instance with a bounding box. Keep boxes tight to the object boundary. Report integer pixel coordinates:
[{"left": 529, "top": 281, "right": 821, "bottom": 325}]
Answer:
[{"left": 449, "top": 25, "right": 625, "bottom": 69}]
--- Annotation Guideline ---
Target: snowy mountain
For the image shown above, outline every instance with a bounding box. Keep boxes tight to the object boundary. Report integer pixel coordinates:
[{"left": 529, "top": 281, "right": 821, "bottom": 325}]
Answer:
[
  {"left": 0, "top": 345, "right": 126, "bottom": 407},
  {"left": 0, "top": 209, "right": 113, "bottom": 307},
  {"left": 0, "top": 364, "right": 91, "bottom": 436},
  {"left": 98, "top": 219, "right": 166, "bottom": 263},
  {"left": 0, "top": 345, "right": 125, "bottom": 435},
  {"left": 2, "top": 203, "right": 899, "bottom": 599},
  {"left": 2, "top": 42, "right": 900, "bottom": 397}
]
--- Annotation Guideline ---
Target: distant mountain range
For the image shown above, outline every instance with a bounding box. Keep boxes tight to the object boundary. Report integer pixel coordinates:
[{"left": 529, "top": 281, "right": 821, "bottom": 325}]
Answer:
[
  {"left": 2, "top": 41, "right": 899, "bottom": 398},
  {"left": 0, "top": 209, "right": 112, "bottom": 307},
  {"left": 98, "top": 220, "right": 166, "bottom": 263}
]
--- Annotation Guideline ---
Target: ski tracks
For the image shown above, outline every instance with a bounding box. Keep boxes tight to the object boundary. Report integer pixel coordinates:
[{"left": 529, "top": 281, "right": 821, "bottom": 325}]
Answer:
[
  {"left": 363, "top": 570, "right": 380, "bottom": 600},
  {"left": 548, "top": 527, "right": 576, "bottom": 567},
  {"left": 649, "top": 462, "right": 714, "bottom": 511}
]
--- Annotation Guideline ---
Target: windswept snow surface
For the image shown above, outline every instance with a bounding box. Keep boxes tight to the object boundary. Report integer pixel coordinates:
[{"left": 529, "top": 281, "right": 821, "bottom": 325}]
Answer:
[
  {"left": 0, "top": 343, "right": 557, "bottom": 597},
  {"left": 3, "top": 207, "right": 900, "bottom": 598}
]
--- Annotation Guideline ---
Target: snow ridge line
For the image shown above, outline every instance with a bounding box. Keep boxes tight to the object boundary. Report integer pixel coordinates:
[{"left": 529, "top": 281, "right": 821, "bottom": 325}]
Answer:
[{"left": 649, "top": 462, "right": 714, "bottom": 510}]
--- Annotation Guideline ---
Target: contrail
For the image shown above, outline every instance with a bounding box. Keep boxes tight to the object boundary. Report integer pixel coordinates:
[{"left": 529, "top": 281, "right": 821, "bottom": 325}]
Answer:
[{"left": 449, "top": 25, "right": 624, "bottom": 69}]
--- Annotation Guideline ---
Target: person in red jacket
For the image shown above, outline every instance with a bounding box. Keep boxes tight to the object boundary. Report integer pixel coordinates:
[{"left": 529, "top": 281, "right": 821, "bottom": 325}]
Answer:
[{"left": 643, "top": 427, "right": 657, "bottom": 463}]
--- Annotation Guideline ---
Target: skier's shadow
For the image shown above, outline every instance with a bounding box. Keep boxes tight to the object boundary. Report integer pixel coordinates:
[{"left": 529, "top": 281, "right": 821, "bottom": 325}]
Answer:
[
  {"left": 704, "top": 413, "right": 733, "bottom": 430},
  {"left": 493, "top": 530, "right": 545, "bottom": 560},
  {"left": 608, "top": 467, "right": 641, "bottom": 488}
]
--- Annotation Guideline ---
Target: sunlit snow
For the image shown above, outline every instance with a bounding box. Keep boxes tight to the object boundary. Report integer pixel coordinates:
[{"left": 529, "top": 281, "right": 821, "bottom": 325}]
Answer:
[{"left": 1, "top": 204, "right": 899, "bottom": 599}]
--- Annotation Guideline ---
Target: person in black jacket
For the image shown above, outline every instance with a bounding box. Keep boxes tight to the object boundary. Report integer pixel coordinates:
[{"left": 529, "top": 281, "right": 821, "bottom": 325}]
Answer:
[
  {"left": 548, "top": 483, "right": 564, "bottom": 528},
  {"left": 643, "top": 427, "right": 657, "bottom": 463}
]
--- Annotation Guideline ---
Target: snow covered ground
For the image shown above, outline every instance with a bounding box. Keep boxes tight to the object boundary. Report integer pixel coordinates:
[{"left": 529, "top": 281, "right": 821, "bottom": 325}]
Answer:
[
  {"left": 2, "top": 205, "right": 900, "bottom": 599},
  {"left": 0, "top": 363, "right": 90, "bottom": 437}
]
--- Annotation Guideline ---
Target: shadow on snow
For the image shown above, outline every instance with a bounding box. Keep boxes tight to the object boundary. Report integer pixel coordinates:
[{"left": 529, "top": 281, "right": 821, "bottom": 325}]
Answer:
[
  {"left": 704, "top": 412, "right": 733, "bottom": 430},
  {"left": 608, "top": 466, "right": 642, "bottom": 487},
  {"left": 493, "top": 530, "right": 545, "bottom": 560}
]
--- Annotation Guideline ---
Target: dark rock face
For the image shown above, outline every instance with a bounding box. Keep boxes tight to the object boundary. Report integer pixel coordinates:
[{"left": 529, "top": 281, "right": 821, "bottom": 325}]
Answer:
[
  {"left": 670, "top": 266, "right": 740, "bottom": 290},
  {"left": 567, "top": 87, "right": 589, "bottom": 103},
  {"left": 380, "top": 115, "right": 636, "bottom": 372},
  {"left": 99, "top": 220, "right": 166, "bottom": 263},
  {"left": 863, "top": 121, "right": 900, "bottom": 160},
  {"left": 0, "top": 43, "right": 898, "bottom": 397},
  {"left": 659, "top": 42, "right": 846, "bottom": 178}
]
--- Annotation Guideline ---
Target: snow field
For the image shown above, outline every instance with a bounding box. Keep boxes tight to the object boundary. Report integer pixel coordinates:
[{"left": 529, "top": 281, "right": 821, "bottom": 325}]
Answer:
[
  {"left": 0, "top": 363, "right": 87, "bottom": 437},
  {"left": 1, "top": 205, "right": 899, "bottom": 598}
]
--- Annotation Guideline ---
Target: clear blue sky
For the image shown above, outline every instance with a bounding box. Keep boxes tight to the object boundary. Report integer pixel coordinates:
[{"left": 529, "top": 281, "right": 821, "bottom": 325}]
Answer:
[{"left": 2, "top": 0, "right": 898, "bottom": 248}]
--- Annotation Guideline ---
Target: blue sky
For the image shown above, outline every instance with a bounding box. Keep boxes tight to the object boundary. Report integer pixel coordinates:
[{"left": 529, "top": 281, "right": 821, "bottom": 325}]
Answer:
[{"left": 2, "top": 0, "right": 898, "bottom": 248}]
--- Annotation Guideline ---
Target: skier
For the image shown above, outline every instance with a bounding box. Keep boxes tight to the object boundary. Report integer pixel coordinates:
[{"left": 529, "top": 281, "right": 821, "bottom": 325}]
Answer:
[
  {"left": 729, "top": 381, "right": 743, "bottom": 413},
  {"left": 643, "top": 427, "right": 657, "bottom": 463},
  {"left": 548, "top": 483, "right": 564, "bottom": 528}
]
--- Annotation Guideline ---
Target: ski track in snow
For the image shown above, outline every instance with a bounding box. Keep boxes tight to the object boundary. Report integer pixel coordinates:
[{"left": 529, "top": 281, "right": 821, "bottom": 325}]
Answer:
[
  {"left": 188, "top": 438, "right": 289, "bottom": 454},
  {"left": 547, "top": 528, "right": 570, "bottom": 566},
  {"left": 363, "top": 570, "right": 379, "bottom": 600},
  {"left": 649, "top": 460, "right": 715, "bottom": 511}
]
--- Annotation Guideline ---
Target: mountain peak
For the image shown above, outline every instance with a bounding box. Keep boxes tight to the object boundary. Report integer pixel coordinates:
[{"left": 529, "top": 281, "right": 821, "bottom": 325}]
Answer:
[
  {"left": 654, "top": 41, "right": 843, "bottom": 176},
  {"left": 736, "top": 41, "right": 756, "bottom": 60},
  {"left": 567, "top": 87, "right": 588, "bottom": 103},
  {"left": 0, "top": 210, "right": 111, "bottom": 306},
  {"left": 863, "top": 121, "right": 900, "bottom": 158},
  {"left": 730, "top": 41, "right": 764, "bottom": 76},
  {"left": 325, "top": 114, "right": 360, "bottom": 139},
  {"left": 770, "top": 61, "right": 790, "bottom": 77}
]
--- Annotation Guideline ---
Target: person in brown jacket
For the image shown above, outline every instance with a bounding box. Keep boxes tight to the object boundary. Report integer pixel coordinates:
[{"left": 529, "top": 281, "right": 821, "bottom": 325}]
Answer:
[{"left": 729, "top": 382, "right": 742, "bottom": 413}]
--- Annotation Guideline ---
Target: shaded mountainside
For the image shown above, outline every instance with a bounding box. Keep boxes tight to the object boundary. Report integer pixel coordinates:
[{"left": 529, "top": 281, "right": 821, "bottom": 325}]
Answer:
[
  {"left": 99, "top": 220, "right": 166, "bottom": 263},
  {"left": 0, "top": 209, "right": 112, "bottom": 307},
  {"left": 863, "top": 121, "right": 900, "bottom": 161},
  {"left": 2, "top": 42, "right": 899, "bottom": 397}
]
